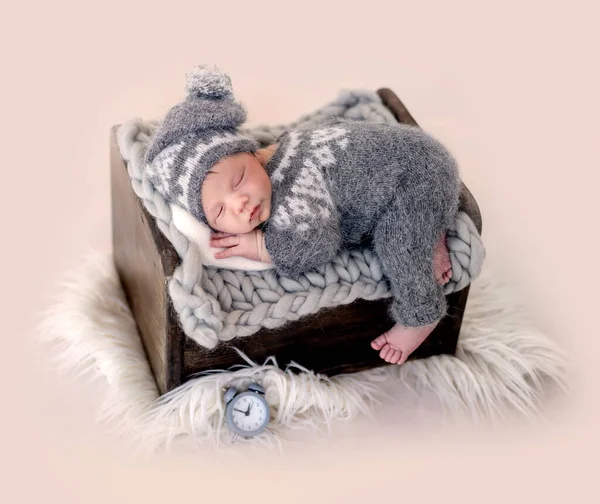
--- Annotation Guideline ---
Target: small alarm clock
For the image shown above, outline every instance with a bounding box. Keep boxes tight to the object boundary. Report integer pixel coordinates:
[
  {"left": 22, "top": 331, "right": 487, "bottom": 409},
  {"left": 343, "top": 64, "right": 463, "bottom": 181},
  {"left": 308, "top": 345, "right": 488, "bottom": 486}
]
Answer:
[{"left": 223, "top": 382, "right": 271, "bottom": 439}]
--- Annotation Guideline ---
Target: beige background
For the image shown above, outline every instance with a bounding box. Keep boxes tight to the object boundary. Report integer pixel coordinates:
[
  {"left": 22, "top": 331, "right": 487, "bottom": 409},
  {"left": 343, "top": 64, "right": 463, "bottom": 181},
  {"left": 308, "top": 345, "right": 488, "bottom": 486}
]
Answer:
[{"left": 2, "top": 0, "right": 599, "bottom": 502}]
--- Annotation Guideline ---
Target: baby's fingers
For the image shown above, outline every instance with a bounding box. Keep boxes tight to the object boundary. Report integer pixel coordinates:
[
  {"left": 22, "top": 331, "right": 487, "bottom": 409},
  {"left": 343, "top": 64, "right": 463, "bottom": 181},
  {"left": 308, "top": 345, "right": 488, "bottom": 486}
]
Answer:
[
  {"left": 210, "top": 235, "right": 240, "bottom": 248},
  {"left": 211, "top": 232, "right": 235, "bottom": 239},
  {"left": 214, "top": 246, "right": 241, "bottom": 259}
]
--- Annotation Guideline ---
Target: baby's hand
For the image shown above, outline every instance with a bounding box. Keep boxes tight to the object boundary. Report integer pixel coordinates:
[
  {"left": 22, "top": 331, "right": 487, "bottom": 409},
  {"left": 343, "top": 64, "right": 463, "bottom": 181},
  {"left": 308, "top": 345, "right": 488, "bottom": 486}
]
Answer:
[{"left": 210, "top": 230, "right": 272, "bottom": 263}]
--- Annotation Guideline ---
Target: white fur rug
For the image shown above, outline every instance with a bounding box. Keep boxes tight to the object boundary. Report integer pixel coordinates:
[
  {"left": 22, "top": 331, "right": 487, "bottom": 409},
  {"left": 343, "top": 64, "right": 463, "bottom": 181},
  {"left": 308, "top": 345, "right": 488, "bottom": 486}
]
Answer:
[{"left": 38, "top": 252, "right": 567, "bottom": 453}]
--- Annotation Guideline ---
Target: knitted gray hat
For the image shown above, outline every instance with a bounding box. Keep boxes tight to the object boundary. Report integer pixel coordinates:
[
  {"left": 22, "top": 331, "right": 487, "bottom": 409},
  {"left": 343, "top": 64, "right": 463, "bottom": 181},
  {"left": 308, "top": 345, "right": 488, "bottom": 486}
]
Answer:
[{"left": 144, "top": 65, "right": 259, "bottom": 224}]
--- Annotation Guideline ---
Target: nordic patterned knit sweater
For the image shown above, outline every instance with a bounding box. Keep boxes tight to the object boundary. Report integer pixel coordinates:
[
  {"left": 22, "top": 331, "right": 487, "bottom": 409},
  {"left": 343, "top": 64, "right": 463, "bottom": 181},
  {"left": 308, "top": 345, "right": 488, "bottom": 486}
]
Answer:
[{"left": 262, "top": 117, "right": 461, "bottom": 327}]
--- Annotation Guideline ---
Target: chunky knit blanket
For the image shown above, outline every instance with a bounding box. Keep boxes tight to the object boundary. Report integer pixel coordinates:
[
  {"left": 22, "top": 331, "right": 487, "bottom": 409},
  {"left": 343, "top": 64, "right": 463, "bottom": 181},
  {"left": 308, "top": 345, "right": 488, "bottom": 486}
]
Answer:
[{"left": 117, "top": 90, "right": 485, "bottom": 349}]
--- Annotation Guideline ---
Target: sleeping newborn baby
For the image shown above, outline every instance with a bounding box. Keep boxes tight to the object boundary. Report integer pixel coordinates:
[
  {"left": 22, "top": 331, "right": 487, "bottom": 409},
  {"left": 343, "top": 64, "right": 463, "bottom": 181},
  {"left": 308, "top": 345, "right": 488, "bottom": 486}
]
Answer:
[{"left": 145, "top": 65, "right": 460, "bottom": 365}]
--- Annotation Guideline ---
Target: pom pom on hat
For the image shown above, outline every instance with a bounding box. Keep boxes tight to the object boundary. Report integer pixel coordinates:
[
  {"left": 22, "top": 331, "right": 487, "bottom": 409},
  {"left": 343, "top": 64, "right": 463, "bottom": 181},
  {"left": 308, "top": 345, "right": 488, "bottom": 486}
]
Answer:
[{"left": 185, "top": 65, "right": 233, "bottom": 98}]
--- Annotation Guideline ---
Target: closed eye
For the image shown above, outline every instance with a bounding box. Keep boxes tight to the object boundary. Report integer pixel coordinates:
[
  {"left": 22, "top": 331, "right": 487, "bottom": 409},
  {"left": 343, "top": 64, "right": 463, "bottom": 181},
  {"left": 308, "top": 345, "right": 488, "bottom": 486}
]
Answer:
[
  {"left": 215, "top": 205, "right": 224, "bottom": 221},
  {"left": 234, "top": 167, "right": 245, "bottom": 189}
]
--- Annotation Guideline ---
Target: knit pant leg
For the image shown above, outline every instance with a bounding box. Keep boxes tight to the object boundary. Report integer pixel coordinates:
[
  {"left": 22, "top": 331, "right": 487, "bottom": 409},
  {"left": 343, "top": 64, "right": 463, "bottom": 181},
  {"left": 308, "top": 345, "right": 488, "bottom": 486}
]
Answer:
[{"left": 373, "top": 188, "right": 456, "bottom": 327}]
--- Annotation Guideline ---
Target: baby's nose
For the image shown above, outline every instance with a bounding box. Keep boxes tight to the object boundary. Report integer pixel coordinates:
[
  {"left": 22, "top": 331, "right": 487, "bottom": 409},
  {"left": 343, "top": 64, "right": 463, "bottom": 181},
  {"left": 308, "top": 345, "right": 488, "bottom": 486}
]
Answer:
[{"left": 235, "top": 195, "right": 249, "bottom": 213}]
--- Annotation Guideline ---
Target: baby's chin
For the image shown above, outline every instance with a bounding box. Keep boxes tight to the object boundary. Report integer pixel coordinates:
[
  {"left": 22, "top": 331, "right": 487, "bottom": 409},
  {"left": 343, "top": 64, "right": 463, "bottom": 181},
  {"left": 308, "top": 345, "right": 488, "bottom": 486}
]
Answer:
[{"left": 216, "top": 223, "right": 261, "bottom": 235}]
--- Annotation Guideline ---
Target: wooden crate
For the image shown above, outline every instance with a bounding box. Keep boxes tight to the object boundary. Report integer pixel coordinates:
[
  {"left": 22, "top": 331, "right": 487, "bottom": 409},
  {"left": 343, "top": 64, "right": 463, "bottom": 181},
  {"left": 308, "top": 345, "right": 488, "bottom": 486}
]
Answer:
[{"left": 111, "top": 88, "right": 483, "bottom": 395}]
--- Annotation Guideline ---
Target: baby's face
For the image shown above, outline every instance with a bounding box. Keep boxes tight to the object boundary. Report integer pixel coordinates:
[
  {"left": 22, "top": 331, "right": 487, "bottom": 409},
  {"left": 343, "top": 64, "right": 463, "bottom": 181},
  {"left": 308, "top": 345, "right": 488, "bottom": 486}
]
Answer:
[{"left": 201, "top": 152, "right": 272, "bottom": 234}]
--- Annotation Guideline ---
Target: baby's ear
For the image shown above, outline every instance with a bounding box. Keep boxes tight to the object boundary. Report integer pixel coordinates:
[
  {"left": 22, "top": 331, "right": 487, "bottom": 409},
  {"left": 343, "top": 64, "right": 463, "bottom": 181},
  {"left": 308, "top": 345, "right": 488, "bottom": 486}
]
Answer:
[
  {"left": 254, "top": 149, "right": 266, "bottom": 166},
  {"left": 255, "top": 144, "right": 277, "bottom": 166}
]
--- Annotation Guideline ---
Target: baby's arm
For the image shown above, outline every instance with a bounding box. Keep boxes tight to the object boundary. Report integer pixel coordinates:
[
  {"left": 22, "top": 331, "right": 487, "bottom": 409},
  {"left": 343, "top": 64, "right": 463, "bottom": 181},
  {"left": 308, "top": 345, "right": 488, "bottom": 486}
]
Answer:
[
  {"left": 211, "top": 219, "right": 342, "bottom": 276},
  {"left": 210, "top": 229, "right": 272, "bottom": 263},
  {"left": 263, "top": 214, "right": 342, "bottom": 277}
]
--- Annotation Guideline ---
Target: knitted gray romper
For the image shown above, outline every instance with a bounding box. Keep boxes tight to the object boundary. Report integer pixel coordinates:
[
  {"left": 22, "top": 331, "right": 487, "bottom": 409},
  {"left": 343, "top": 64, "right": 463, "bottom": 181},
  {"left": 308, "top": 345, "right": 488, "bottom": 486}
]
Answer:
[{"left": 262, "top": 117, "right": 460, "bottom": 327}]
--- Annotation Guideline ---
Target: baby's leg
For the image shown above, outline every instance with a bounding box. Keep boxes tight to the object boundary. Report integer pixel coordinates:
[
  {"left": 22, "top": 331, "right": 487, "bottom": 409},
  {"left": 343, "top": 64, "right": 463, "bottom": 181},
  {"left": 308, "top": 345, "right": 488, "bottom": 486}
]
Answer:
[
  {"left": 370, "top": 193, "right": 457, "bottom": 364},
  {"left": 372, "top": 234, "right": 452, "bottom": 364},
  {"left": 374, "top": 207, "right": 448, "bottom": 327}
]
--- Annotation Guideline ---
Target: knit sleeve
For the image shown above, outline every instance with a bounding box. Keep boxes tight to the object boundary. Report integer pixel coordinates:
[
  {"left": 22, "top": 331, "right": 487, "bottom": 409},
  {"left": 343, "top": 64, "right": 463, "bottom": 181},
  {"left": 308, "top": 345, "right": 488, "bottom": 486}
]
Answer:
[
  {"left": 263, "top": 214, "right": 342, "bottom": 277},
  {"left": 263, "top": 120, "right": 346, "bottom": 276}
]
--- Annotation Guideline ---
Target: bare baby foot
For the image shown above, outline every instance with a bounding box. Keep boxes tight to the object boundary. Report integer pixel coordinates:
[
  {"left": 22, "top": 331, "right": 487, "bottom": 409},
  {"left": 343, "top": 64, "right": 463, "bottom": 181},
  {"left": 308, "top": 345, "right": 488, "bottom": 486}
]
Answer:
[
  {"left": 371, "top": 322, "right": 437, "bottom": 365},
  {"left": 433, "top": 234, "right": 452, "bottom": 285}
]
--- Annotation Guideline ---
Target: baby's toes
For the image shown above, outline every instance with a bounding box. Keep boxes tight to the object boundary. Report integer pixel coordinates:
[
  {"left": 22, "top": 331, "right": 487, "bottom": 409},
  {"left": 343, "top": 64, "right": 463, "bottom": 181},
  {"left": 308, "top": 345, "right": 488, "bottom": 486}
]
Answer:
[
  {"left": 444, "top": 270, "right": 452, "bottom": 284},
  {"left": 397, "top": 351, "right": 410, "bottom": 365},
  {"left": 389, "top": 349, "right": 402, "bottom": 364},
  {"left": 379, "top": 344, "right": 394, "bottom": 361},
  {"left": 371, "top": 334, "right": 388, "bottom": 350}
]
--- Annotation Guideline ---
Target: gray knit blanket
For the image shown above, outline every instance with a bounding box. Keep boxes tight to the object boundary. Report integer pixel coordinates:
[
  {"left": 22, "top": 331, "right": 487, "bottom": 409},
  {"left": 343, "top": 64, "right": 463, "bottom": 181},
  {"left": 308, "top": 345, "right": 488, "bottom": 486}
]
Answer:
[{"left": 117, "top": 90, "right": 485, "bottom": 349}]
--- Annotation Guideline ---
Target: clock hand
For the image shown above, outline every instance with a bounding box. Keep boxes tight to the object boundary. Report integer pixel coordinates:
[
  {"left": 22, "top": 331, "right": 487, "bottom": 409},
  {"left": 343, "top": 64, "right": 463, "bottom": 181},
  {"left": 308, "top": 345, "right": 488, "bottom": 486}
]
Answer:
[
  {"left": 245, "top": 401, "right": 256, "bottom": 416},
  {"left": 233, "top": 408, "right": 246, "bottom": 414}
]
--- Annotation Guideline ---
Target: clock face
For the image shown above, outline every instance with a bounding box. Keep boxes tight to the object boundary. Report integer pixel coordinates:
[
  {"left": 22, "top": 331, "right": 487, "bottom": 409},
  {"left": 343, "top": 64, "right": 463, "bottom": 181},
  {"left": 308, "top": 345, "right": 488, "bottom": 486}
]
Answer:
[{"left": 227, "top": 392, "right": 270, "bottom": 436}]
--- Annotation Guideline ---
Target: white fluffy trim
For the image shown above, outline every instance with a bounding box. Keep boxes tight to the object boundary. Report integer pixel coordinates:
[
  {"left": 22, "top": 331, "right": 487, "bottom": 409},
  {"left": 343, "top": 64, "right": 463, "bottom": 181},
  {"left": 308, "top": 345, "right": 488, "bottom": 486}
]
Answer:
[{"left": 37, "top": 253, "right": 568, "bottom": 453}]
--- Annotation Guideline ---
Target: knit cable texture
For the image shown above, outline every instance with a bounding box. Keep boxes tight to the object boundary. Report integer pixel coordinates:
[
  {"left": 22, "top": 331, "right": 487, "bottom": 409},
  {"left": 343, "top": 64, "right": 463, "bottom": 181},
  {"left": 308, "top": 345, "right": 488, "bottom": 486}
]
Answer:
[{"left": 117, "top": 90, "right": 485, "bottom": 349}]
